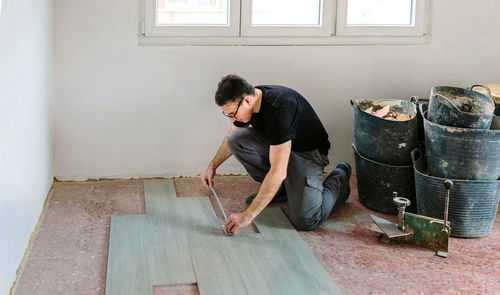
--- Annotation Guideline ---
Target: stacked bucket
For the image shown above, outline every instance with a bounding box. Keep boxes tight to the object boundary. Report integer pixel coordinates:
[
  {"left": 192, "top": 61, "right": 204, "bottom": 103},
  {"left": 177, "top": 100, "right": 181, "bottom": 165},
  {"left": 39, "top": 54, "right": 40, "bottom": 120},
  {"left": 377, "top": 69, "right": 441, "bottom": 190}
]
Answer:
[
  {"left": 474, "top": 83, "right": 500, "bottom": 129},
  {"left": 414, "top": 85, "right": 500, "bottom": 238},
  {"left": 351, "top": 99, "right": 419, "bottom": 214}
]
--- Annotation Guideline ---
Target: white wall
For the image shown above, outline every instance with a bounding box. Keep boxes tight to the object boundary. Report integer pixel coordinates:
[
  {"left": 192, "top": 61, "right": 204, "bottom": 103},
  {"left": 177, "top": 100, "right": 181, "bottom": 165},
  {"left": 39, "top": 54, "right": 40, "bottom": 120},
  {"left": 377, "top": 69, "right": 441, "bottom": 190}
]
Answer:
[
  {"left": 0, "top": 0, "right": 54, "bottom": 293},
  {"left": 54, "top": 0, "right": 500, "bottom": 181}
]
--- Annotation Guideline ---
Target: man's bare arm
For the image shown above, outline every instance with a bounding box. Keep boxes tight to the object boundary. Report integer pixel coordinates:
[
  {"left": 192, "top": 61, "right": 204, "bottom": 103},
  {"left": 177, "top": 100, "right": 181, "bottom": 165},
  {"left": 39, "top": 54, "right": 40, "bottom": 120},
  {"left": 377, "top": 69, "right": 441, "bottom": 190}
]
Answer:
[
  {"left": 225, "top": 140, "right": 291, "bottom": 234},
  {"left": 201, "top": 124, "right": 240, "bottom": 188}
]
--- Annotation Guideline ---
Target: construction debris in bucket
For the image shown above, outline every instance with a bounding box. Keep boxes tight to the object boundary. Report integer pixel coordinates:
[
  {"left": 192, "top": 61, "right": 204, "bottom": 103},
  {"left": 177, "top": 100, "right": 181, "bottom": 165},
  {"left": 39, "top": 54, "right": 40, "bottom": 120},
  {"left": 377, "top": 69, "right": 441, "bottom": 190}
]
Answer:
[{"left": 364, "top": 105, "right": 412, "bottom": 121}]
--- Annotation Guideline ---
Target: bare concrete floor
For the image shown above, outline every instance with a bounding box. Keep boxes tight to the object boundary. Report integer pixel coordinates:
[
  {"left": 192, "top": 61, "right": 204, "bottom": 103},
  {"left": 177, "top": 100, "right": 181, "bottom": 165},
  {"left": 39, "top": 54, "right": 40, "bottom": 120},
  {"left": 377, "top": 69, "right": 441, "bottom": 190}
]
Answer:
[{"left": 12, "top": 176, "right": 500, "bottom": 295}]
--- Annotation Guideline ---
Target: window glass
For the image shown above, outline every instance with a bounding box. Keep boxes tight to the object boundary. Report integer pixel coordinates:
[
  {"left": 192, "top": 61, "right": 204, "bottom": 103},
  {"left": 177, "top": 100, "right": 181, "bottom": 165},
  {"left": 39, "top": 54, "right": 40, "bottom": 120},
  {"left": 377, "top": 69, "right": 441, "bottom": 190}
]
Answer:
[
  {"left": 156, "top": 0, "right": 229, "bottom": 25},
  {"left": 251, "top": 0, "right": 322, "bottom": 26},
  {"left": 347, "top": 0, "right": 414, "bottom": 26}
]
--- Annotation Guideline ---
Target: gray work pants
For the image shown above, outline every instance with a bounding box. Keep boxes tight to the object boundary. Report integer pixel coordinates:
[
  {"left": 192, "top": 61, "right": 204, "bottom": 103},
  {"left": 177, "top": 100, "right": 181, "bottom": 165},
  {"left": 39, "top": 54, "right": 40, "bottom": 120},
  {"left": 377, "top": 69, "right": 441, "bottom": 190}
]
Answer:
[{"left": 227, "top": 128, "right": 345, "bottom": 231}]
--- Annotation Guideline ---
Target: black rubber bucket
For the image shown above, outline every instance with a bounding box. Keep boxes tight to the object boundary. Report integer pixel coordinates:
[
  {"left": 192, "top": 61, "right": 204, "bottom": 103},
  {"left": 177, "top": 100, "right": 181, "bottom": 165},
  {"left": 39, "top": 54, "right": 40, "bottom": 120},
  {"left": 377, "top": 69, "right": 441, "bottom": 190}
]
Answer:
[
  {"left": 410, "top": 96, "right": 429, "bottom": 143},
  {"left": 423, "top": 111, "right": 500, "bottom": 180},
  {"left": 492, "top": 104, "right": 500, "bottom": 130},
  {"left": 429, "top": 85, "right": 495, "bottom": 129},
  {"left": 412, "top": 149, "right": 500, "bottom": 238},
  {"left": 351, "top": 99, "right": 418, "bottom": 165},
  {"left": 352, "top": 143, "right": 416, "bottom": 215}
]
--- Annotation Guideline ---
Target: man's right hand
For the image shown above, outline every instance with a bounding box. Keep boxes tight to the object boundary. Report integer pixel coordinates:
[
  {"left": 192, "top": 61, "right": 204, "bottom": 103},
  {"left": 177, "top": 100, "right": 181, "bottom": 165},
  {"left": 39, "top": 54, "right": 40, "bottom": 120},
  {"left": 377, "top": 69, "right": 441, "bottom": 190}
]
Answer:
[{"left": 201, "top": 166, "right": 216, "bottom": 188}]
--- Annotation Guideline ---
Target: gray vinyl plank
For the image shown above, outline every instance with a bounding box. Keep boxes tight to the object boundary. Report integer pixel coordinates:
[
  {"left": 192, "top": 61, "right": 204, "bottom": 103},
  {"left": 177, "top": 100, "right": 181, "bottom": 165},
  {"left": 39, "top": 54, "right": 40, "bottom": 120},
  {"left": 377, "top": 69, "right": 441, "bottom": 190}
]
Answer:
[
  {"left": 106, "top": 214, "right": 197, "bottom": 295},
  {"left": 254, "top": 208, "right": 342, "bottom": 295},
  {"left": 147, "top": 213, "right": 197, "bottom": 287},
  {"left": 105, "top": 215, "right": 153, "bottom": 295},
  {"left": 144, "top": 179, "right": 177, "bottom": 215},
  {"left": 229, "top": 234, "right": 295, "bottom": 295},
  {"left": 253, "top": 207, "right": 303, "bottom": 241},
  {"left": 185, "top": 196, "right": 248, "bottom": 295},
  {"left": 145, "top": 180, "right": 199, "bottom": 287}
]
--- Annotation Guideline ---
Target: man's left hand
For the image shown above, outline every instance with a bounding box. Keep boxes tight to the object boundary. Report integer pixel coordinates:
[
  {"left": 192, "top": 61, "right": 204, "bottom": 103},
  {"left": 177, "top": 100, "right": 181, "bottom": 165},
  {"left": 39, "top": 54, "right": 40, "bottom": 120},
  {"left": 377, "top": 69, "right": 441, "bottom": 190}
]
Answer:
[{"left": 224, "top": 211, "right": 253, "bottom": 235}]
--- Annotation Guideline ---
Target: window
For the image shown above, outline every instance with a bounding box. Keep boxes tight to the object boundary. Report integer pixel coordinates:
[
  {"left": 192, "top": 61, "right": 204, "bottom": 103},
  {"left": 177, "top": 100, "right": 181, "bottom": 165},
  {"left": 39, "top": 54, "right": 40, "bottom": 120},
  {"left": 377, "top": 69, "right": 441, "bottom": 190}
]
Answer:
[
  {"left": 336, "top": 0, "right": 427, "bottom": 36},
  {"left": 141, "top": 0, "right": 428, "bottom": 44},
  {"left": 240, "top": 0, "right": 334, "bottom": 37},
  {"left": 144, "top": 0, "right": 240, "bottom": 36},
  {"left": 156, "top": 0, "right": 229, "bottom": 26}
]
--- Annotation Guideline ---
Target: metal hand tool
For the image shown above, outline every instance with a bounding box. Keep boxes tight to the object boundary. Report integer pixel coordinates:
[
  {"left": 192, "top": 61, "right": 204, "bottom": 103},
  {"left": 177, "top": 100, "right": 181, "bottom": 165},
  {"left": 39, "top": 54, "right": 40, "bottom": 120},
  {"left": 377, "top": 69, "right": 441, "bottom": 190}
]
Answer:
[
  {"left": 370, "top": 180, "right": 453, "bottom": 258},
  {"left": 205, "top": 180, "right": 233, "bottom": 235},
  {"left": 210, "top": 187, "right": 228, "bottom": 221}
]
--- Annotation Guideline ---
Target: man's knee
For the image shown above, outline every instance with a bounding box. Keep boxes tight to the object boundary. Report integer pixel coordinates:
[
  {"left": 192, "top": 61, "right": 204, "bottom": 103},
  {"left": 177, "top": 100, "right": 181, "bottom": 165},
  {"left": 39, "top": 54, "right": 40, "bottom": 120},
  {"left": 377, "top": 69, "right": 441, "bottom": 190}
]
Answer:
[
  {"left": 227, "top": 128, "right": 249, "bottom": 153},
  {"left": 290, "top": 215, "right": 321, "bottom": 231}
]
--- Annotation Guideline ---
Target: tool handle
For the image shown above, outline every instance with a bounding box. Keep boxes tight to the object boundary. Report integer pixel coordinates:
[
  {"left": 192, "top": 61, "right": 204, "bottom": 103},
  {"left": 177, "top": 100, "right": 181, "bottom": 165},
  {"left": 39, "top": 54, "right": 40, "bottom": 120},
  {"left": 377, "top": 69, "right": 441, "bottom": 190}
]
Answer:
[
  {"left": 444, "top": 180, "right": 453, "bottom": 190},
  {"left": 442, "top": 180, "right": 453, "bottom": 234}
]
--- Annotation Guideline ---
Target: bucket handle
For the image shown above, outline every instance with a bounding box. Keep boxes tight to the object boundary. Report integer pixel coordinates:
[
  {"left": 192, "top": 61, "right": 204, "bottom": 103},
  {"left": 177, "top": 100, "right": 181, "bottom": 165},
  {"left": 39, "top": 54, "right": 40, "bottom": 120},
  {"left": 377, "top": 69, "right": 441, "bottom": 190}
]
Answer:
[
  {"left": 419, "top": 103, "right": 425, "bottom": 117},
  {"left": 467, "top": 84, "right": 491, "bottom": 98},
  {"left": 409, "top": 96, "right": 429, "bottom": 116},
  {"left": 435, "top": 93, "right": 463, "bottom": 113},
  {"left": 411, "top": 148, "right": 423, "bottom": 165},
  {"left": 351, "top": 142, "right": 359, "bottom": 154},
  {"left": 410, "top": 96, "right": 430, "bottom": 105},
  {"left": 410, "top": 96, "right": 429, "bottom": 104},
  {"left": 350, "top": 99, "right": 359, "bottom": 109}
]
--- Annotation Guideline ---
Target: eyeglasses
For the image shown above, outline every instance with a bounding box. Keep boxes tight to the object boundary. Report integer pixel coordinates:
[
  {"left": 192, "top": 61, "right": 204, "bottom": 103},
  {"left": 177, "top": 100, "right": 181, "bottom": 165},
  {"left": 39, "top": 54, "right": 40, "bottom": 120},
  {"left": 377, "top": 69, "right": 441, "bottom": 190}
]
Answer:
[{"left": 222, "top": 97, "right": 244, "bottom": 118}]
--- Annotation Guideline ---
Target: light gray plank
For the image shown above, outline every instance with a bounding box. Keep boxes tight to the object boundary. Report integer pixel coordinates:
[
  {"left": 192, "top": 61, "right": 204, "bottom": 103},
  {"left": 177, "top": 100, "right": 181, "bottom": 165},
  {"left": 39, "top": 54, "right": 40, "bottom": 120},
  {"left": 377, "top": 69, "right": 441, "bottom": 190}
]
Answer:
[
  {"left": 147, "top": 213, "right": 197, "bottom": 287},
  {"left": 253, "top": 207, "right": 303, "bottom": 241},
  {"left": 185, "top": 197, "right": 248, "bottom": 295},
  {"left": 106, "top": 214, "right": 197, "bottom": 295},
  {"left": 144, "top": 179, "right": 178, "bottom": 215},
  {"left": 105, "top": 215, "right": 153, "bottom": 295},
  {"left": 144, "top": 180, "right": 198, "bottom": 286},
  {"left": 254, "top": 208, "right": 342, "bottom": 295},
  {"left": 106, "top": 180, "right": 199, "bottom": 295},
  {"left": 229, "top": 234, "right": 295, "bottom": 295}
]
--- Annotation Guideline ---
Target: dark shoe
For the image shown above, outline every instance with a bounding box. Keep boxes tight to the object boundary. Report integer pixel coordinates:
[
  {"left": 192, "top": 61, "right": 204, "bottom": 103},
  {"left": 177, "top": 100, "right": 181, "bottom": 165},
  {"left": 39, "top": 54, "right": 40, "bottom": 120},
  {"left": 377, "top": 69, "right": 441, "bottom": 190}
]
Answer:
[
  {"left": 245, "top": 193, "right": 257, "bottom": 205},
  {"left": 335, "top": 162, "right": 352, "bottom": 205},
  {"left": 245, "top": 185, "right": 287, "bottom": 205}
]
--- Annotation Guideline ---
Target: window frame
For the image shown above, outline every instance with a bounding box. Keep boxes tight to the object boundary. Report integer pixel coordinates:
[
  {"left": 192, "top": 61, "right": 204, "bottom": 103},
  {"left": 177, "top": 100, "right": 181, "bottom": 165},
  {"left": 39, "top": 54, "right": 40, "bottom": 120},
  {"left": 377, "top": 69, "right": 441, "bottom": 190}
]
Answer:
[
  {"left": 335, "top": 0, "right": 428, "bottom": 37},
  {"left": 139, "top": 0, "right": 430, "bottom": 45}
]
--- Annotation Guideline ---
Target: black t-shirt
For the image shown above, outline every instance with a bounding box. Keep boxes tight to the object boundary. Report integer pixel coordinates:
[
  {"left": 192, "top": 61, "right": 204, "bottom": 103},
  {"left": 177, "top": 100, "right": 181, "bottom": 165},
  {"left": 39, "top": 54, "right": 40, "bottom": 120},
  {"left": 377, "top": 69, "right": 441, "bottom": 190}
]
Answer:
[{"left": 247, "top": 85, "right": 331, "bottom": 155}]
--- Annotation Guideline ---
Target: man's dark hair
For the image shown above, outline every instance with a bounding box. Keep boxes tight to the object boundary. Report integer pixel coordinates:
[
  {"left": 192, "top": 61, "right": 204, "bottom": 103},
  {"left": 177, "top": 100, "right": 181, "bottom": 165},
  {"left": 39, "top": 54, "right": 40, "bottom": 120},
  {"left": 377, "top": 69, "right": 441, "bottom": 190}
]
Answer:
[{"left": 215, "top": 74, "right": 255, "bottom": 106}]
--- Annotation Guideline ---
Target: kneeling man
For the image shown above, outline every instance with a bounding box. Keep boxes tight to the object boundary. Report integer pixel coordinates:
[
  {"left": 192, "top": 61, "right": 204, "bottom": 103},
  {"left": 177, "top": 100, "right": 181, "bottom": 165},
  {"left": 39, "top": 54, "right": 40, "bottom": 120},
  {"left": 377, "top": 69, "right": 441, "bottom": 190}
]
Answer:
[{"left": 201, "top": 75, "right": 351, "bottom": 235}]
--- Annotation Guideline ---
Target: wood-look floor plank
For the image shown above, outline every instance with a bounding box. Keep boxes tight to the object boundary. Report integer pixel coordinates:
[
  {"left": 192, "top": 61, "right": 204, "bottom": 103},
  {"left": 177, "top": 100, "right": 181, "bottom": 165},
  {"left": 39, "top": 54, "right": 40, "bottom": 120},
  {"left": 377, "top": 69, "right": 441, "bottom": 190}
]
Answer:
[
  {"left": 229, "top": 234, "right": 294, "bottom": 295},
  {"left": 144, "top": 179, "right": 177, "bottom": 215},
  {"left": 147, "top": 213, "right": 197, "bottom": 287},
  {"left": 106, "top": 180, "right": 199, "bottom": 295},
  {"left": 185, "top": 197, "right": 248, "bottom": 295},
  {"left": 106, "top": 214, "right": 197, "bottom": 295},
  {"left": 254, "top": 208, "right": 342, "bottom": 295},
  {"left": 105, "top": 215, "right": 153, "bottom": 295},
  {"left": 144, "top": 180, "right": 198, "bottom": 286}
]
